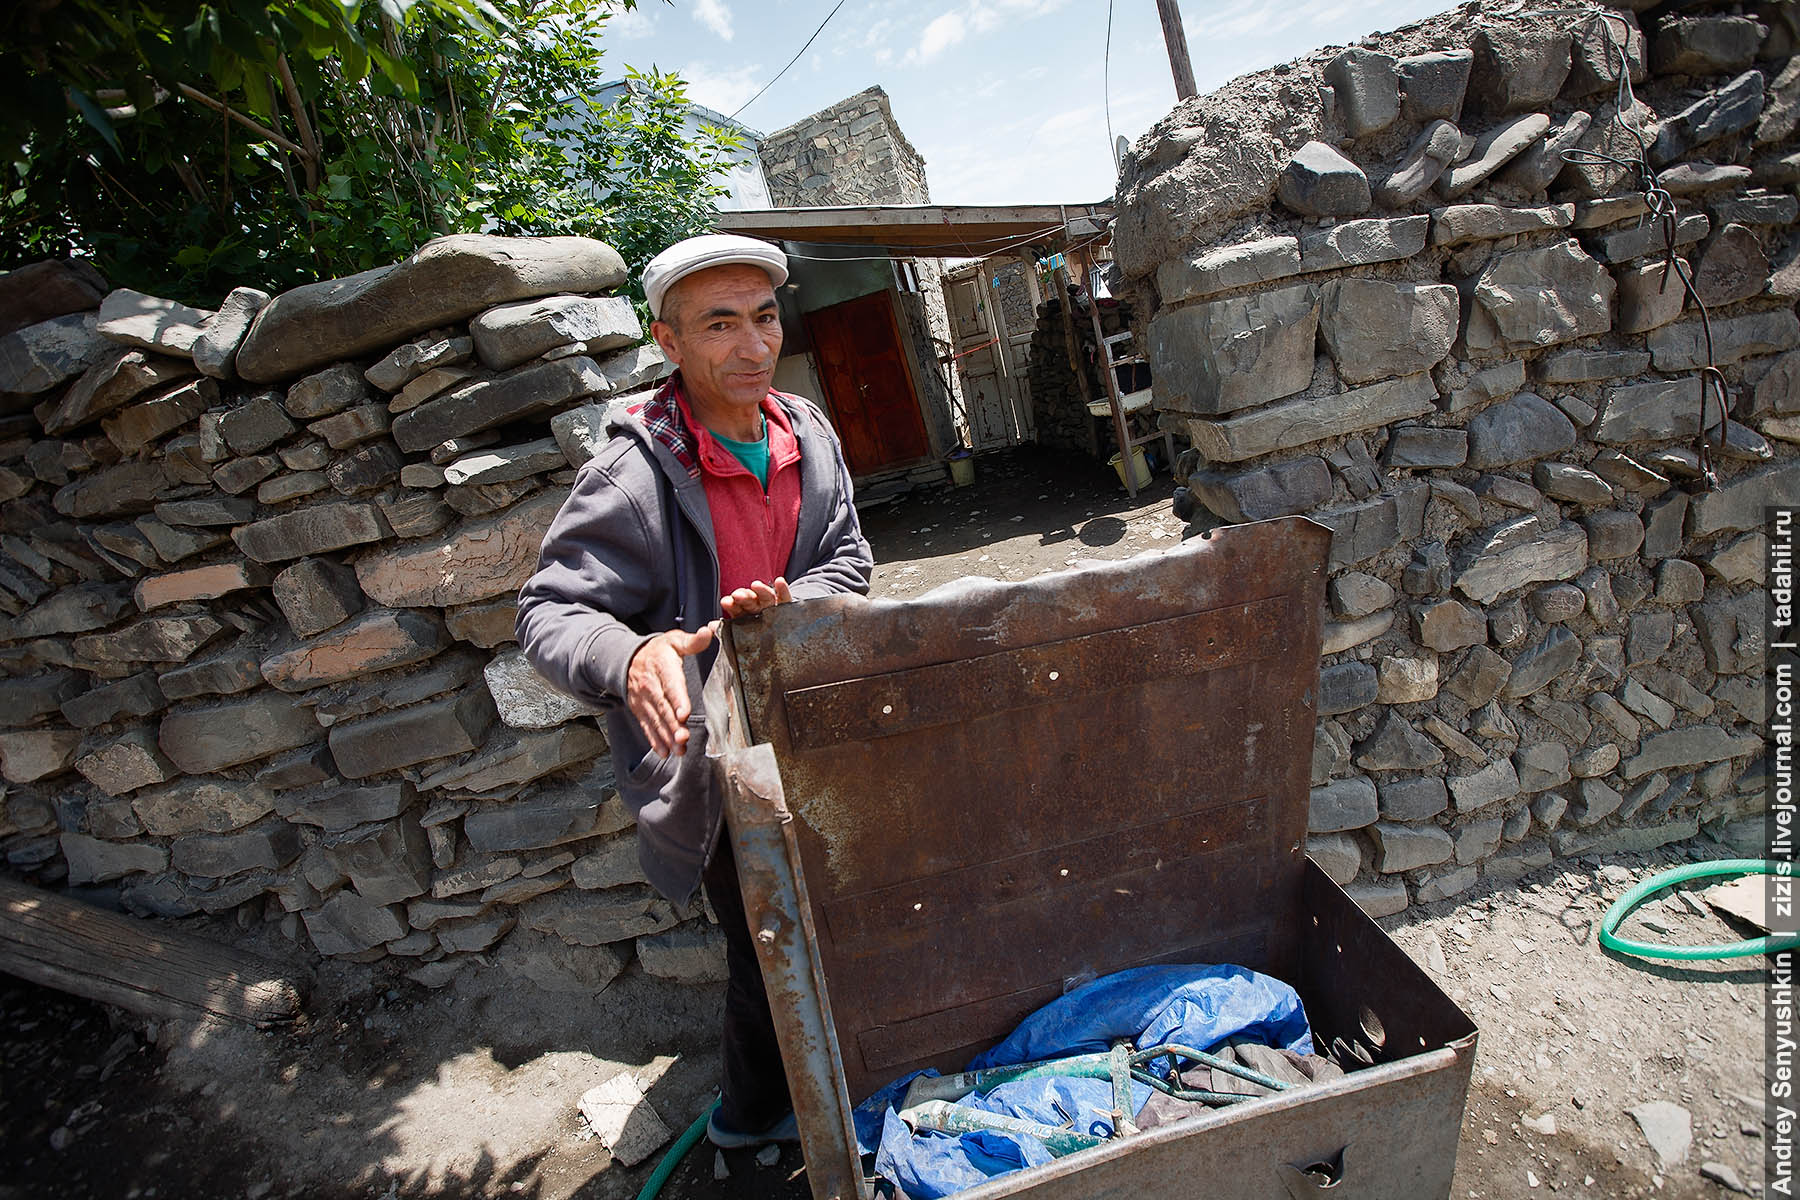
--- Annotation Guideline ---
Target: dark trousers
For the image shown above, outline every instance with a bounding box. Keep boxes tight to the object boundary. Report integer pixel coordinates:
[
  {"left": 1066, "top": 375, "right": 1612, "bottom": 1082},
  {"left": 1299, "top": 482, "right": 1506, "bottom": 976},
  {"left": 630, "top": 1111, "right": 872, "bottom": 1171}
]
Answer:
[{"left": 701, "top": 837, "right": 794, "bottom": 1131}]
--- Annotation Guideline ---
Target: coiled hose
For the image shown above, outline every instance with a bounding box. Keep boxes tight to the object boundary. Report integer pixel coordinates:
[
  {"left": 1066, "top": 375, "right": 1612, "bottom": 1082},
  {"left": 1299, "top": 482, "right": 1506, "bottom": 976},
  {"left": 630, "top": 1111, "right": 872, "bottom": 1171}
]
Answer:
[{"left": 1598, "top": 858, "right": 1800, "bottom": 961}]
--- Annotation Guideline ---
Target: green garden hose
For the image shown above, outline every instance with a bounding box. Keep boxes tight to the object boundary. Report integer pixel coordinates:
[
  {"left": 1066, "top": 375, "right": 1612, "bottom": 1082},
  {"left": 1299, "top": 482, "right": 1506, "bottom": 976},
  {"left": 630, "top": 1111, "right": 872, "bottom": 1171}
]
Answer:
[
  {"left": 636, "top": 1100, "right": 719, "bottom": 1200},
  {"left": 1598, "top": 858, "right": 1800, "bottom": 961}
]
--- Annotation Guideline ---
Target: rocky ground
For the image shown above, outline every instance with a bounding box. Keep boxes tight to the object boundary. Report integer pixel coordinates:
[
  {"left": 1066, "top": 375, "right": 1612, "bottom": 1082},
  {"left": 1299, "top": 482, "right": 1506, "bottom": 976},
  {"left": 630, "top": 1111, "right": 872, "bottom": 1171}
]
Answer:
[{"left": 0, "top": 447, "right": 1774, "bottom": 1200}]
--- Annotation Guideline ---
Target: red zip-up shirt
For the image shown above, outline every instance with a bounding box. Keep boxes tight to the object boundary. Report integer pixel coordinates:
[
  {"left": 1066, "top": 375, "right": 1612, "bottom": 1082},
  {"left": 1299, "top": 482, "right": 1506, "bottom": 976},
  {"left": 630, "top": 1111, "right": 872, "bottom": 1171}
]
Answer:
[{"left": 676, "top": 390, "right": 803, "bottom": 598}]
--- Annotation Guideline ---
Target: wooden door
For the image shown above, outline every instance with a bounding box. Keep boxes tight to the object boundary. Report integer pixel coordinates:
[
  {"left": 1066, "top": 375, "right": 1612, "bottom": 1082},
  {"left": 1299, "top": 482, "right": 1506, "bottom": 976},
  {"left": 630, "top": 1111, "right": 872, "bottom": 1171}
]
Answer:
[
  {"left": 943, "top": 265, "right": 1035, "bottom": 450},
  {"left": 805, "top": 290, "right": 932, "bottom": 475}
]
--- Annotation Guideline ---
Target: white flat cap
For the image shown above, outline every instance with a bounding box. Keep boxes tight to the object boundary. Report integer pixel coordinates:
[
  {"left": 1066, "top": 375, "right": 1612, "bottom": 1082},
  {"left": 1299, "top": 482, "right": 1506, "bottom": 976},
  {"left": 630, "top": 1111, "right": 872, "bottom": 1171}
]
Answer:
[{"left": 643, "top": 234, "right": 789, "bottom": 320}]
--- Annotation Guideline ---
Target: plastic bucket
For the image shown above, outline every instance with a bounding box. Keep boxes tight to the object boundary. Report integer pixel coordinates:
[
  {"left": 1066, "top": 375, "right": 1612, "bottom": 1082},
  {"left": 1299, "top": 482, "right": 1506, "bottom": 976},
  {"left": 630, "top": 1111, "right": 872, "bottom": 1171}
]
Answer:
[
  {"left": 1108, "top": 446, "right": 1151, "bottom": 489},
  {"left": 948, "top": 455, "right": 975, "bottom": 487}
]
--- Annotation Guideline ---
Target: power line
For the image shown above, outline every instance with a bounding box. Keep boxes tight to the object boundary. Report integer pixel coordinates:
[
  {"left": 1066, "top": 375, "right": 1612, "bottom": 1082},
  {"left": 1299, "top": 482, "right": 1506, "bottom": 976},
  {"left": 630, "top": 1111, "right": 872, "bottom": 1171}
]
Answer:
[
  {"left": 1105, "top": 0, "right": 1117, "bottom": 174},
  {"left": 729, "top": 0, "right": 852, "bottom": 121}
]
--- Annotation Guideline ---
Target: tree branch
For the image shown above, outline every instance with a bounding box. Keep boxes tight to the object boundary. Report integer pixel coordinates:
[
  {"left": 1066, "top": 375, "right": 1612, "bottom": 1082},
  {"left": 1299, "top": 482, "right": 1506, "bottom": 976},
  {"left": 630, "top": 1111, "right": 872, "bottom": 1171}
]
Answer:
[
  {"left": 275, "top": 55, "right": 321, "bottom": 191},
  {"left": 175, "top": 83, "right": 309, "bottom": 158}
]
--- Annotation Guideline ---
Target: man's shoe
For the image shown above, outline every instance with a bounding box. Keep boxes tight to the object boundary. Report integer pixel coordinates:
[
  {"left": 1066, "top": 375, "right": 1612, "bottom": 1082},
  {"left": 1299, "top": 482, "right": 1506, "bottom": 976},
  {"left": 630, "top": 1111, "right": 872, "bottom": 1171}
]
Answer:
[{"left": 706, "top": 1108, "right": 801, "bottom": 1149}]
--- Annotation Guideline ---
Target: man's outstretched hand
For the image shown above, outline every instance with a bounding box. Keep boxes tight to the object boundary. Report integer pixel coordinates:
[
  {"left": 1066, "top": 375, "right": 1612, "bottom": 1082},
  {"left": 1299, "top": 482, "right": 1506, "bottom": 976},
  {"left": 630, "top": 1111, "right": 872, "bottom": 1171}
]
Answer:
[
  {"left": 626, "top": 624, "right": 715, "bottom": 758},
  {"left": 627, "top": 579, "right": 795, "bottom": 758},
  {"left": 720, "top": 576, "right": 793, "bottom": 619}
]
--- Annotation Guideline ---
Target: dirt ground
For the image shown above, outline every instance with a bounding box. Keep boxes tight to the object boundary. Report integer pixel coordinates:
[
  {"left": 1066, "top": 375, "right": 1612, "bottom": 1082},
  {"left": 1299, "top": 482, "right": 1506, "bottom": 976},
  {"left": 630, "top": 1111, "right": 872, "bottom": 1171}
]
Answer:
[{"left": 0, "top": 447, "right": 1774, "bottom": 1200}]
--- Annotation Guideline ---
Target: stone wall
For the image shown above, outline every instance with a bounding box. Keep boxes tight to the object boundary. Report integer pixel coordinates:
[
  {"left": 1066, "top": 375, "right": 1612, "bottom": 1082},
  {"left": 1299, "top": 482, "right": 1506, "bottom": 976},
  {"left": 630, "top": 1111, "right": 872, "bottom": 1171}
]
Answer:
[
  {"left": 0, "top": 236, "right": 730, "bottom": 989},
  {"left": 759, "top": 86, "right": 931, "bottom": 208},
  {"left": 1115, "top": 0, "right": 1786, "bottom": 914},
  {"left": 1028, "top": 293, "right": 1135, "bottom": 455}
]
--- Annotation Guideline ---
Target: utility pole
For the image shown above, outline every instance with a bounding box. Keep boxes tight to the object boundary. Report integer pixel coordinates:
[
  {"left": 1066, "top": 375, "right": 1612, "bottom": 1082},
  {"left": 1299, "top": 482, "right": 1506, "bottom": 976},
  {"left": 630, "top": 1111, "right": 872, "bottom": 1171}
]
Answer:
[{"left": 1155, "top": 0, "right": 1198, "bottom": 101}]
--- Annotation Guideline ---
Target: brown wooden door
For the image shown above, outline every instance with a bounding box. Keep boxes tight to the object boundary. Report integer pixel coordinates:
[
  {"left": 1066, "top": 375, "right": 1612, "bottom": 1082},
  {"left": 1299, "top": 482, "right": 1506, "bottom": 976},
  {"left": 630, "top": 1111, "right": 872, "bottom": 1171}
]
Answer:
[{"left": 805, "top": 290, "right": 932, "bottom": 475}]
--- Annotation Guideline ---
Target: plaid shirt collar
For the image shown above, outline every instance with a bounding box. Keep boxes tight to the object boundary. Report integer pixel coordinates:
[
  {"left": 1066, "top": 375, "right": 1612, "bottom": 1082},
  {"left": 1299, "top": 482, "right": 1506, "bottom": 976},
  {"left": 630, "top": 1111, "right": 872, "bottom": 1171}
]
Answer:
[
  {"left": 636, "top": 372, "right": 801, "bottom": 480},
  {"left": 636, "top": 373, "right": 702, "bottom": 479}
]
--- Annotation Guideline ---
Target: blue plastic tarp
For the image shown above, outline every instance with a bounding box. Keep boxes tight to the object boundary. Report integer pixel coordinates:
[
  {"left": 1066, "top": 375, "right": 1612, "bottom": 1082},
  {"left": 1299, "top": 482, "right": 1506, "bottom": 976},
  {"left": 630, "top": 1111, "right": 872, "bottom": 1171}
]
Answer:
[
  {"left": 859, "top": 963, "right": 1313, "bottom": 1199},
  {"left": 970, "top": 963, "right": 1314, "bottom": 1068}
]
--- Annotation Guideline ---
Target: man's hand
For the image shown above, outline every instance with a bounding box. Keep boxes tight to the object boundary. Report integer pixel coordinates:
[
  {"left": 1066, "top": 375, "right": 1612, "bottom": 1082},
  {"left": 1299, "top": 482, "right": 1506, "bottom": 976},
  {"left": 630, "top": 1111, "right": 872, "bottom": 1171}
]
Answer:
[
  {"left": 626, "top": 624, "right": 716, "bottom": 758},
  {"left": 720, "top": 576, "right": 793, "bottom": 620}
]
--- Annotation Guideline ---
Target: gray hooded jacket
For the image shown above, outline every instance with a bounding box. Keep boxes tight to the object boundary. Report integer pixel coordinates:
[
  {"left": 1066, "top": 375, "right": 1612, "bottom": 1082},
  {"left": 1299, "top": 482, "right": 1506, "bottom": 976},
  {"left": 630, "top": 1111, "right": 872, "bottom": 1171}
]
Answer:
[{"left": 515, "top": 383, "right": 873, "bottom": 904}]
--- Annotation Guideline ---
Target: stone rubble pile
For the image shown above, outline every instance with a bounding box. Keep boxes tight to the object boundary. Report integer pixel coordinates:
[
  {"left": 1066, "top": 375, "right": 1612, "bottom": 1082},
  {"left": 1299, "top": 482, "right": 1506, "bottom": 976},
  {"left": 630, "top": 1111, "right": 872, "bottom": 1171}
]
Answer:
[
  {"left": 1115, "top": 0, "right": 1785, "bottom": 915},
  {"left": 0, "top": 234, "right": 730, "bottom": 988}
]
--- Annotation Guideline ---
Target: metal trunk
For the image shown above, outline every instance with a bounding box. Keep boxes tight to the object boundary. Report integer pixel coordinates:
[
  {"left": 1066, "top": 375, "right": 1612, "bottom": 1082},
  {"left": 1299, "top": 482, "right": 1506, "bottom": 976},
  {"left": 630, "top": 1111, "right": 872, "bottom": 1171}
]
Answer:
[{"left": 705, "top": 516, "right": 1477, "bottom": 1200}]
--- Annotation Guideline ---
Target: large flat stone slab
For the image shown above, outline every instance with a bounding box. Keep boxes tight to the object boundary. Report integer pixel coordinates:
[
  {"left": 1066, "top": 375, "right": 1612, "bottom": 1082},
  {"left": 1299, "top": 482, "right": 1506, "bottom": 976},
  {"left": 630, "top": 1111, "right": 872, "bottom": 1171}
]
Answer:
[
  {"left": 1319, "top": 279, "right": 1457, "bottom": 385},
  {"left": 132, "top": 778, "right": 276, "bottom": 836},
  {"left": 236, "top": 235, "right": 627, "bottom": 381},
  {"left": 1621, "top": 727, "right": 1764, "bottom": 779},
  {"left": 470, "top": 294, "right": 640, "bottom": 371},
  {"left": 96, "top": 289, "right": 214, "bottom": 355},
  {"left": 1148, "top": 284, "right": 1318, "bottom": 417},
  {"left": 1687, "top": 461, "right": 1800, "bottom": 537},
  {"left": 44, "top": 349, "right": 196, "bottom": 436},
  {"left": 1183, "top": 373, "right": 1436, "bottom": 463},
  {"left": 355, "top": 489, "right": 565, "bottom": 608},
  {"left": 0, "top": 313, "right": 110, "bottom": 395},
  {"left": 484, "top": 648, "right": 601, "bottom": 729},
  {"left": 233, "top": 501, "right": 390, "bottom": 563},
  {"left": 1454, "top": 517, "right": 1589, "bottom": 604},
  {"left": 158, "top": 693, "right": 321, "bottom": 774},
  {"left": 1156, "top": 236, "right": 1300, "bottom": 304},
  {"left": 261, "top": 608, "right": 450, "bottom": 692},
  {"left": 391, "top": 356, "right": 609, "bottom": 453},
  {"left": 327, "top": 690, "right": 497, "bottom": 779},
  {"left": 1462, "top": 240, "right": 1614, "bottom": 357}
]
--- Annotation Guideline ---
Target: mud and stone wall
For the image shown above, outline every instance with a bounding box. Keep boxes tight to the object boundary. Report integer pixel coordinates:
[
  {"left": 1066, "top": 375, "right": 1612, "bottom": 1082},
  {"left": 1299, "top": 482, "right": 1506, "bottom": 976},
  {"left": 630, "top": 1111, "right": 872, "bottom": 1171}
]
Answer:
[
  {"left": 1113, "top": 0, "right": 1788, "bottom": 915},
  {"left": 0, "top": 236, "right": 735, "bottom": 989}
]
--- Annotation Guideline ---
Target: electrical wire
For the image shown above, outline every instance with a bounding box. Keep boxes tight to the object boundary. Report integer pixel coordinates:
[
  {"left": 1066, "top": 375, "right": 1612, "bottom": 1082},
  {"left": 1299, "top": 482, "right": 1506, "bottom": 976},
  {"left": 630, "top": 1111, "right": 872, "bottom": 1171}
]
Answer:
[
  {"left": 729, "top": 0, "right": 852, "bottom": 121},
  {"left": 1105, "top": 0, "right": 1118, "bottom": 174},
  {"left": 1557, "top": 6, "right": 1726, "bottom": 490}
]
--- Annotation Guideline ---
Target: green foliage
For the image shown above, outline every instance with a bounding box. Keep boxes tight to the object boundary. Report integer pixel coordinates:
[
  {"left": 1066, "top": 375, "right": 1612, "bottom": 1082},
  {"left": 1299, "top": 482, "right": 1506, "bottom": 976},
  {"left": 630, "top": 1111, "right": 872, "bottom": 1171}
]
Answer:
[{"left": 0, "top": 0, "right": 739, "bottom": 305}]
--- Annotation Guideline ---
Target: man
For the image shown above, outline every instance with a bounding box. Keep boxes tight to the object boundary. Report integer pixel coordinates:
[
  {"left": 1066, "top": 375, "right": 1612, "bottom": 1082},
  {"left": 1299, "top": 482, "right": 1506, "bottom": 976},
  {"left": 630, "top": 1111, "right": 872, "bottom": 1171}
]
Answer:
[{"left": 515, "top": 233, "right": 873, "bottom": 1149}]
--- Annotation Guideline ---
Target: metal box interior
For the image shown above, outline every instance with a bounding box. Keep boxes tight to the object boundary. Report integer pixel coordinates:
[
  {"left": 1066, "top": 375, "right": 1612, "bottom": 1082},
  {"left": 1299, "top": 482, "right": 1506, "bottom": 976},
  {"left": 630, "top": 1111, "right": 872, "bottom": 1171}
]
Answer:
[{"left": 706, "top": 516, "right": 1478, "bottom": 1199}]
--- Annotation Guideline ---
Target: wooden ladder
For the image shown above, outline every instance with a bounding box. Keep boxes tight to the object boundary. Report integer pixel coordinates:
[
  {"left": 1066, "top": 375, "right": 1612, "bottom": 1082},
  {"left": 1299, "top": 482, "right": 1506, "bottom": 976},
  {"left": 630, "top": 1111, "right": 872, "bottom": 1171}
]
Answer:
[{"left": 1088, "top": 312, "right": 1174, "bottom": 499}]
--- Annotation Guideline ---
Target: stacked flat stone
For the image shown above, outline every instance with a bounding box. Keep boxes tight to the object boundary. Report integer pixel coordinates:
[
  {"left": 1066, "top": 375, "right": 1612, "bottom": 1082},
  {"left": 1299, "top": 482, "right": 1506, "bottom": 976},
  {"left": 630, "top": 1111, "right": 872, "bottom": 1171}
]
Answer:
[
  {"left": 0, "top": 234, "right": 733, "bottom": 990},
  {"left": 1027, "top": 296, "right": 1136, "bottom": 455},
  {"left": 1114, "top": 0, "right": 1790, "bottom": 916}
]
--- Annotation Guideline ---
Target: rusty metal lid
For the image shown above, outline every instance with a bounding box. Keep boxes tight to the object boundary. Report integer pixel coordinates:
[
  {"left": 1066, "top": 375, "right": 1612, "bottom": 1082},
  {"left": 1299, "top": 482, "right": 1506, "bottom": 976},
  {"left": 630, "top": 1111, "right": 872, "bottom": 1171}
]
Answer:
[{"left": 724, "top": 516, "right": 1331, "bottom": 1103}]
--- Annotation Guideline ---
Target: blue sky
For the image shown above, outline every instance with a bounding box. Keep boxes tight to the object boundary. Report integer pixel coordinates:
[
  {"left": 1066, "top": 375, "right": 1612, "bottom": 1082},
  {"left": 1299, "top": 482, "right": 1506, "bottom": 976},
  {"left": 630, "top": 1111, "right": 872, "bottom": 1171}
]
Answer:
[{"left": 601, "top": 0, "right": 1459, "bottom": 206}]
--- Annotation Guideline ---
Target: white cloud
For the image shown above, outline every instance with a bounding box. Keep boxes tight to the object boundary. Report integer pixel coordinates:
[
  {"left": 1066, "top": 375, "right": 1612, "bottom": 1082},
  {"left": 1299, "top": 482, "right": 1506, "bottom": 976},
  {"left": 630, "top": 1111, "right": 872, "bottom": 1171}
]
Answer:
[
  {"left": 860, "top": 16, "right": 897, "bottom": 47},
  {"left": 905, "top": 0, "right": 1074, "bottom": 64},
  {"left": 915, "top": 11, "right": 968, "bottom": 62},
  {"left": 676, "top": 61, "right": 764, "bottom": 114},
  {"left": 693, "top": 0, "right": 735, "bottom": 41},
  {"left": 605, "top": 3, "right": 655, "bottom": 39},
  {"left": 968, "top": 0, "right": 1072, "bottom": 34}
]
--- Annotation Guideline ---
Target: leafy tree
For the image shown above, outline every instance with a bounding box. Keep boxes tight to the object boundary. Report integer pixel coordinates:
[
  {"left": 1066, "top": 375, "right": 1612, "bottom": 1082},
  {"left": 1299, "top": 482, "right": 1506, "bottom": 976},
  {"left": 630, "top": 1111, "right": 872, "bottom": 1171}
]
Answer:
[{"left": 0, "top": 0, "right": 741, "bottom": 305}]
